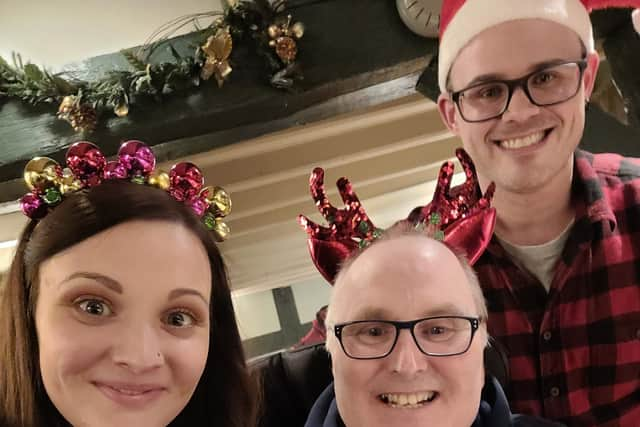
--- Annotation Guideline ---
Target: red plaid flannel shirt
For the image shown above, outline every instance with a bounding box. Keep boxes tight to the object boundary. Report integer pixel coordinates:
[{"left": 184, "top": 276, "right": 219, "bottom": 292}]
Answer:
[{"left": 475, "top": 150, "right": 640, "bottom": 426}]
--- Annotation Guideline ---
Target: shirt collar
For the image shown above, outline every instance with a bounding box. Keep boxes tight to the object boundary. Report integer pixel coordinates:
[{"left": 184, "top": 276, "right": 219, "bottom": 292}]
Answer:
[{"left": 573, "top": 149, "right": 617, "bottom": 232}]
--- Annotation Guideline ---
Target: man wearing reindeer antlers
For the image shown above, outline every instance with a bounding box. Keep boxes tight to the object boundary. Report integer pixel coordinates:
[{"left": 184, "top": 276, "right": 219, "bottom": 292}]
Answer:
[
  {"left": 430, "top": 0, "right": 640, "bottom": 425},
  {"left": 299, "top": 153, "right": 562, "bottom": 426}
]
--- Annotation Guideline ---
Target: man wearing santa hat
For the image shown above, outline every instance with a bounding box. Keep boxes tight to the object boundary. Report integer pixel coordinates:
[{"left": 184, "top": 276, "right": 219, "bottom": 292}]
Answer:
[{"left": 435, "top": 1, "right": 640, "bottom": 426}]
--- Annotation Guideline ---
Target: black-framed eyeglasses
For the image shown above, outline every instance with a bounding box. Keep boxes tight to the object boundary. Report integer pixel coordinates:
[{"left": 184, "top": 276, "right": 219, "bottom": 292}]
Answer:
[
  {"left": 451, "top": 59, "right": 587, "bottom": 123},
  {"left": 333, "top": 316, "right": 481, "bottom": 360}
]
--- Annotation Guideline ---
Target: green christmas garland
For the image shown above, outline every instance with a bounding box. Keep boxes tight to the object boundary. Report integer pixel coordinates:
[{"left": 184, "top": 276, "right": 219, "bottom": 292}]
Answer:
[{"left": 0, "top": 0, "right": 304, "bottom": 133}]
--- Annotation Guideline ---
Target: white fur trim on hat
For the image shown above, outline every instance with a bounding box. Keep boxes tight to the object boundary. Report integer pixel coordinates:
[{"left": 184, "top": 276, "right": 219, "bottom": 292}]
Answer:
[{"left": 438, "top": 0, "right": 593, "bottom": 92}]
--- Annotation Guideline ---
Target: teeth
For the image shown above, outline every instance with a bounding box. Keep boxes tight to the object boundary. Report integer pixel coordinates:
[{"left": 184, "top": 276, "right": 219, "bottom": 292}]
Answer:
[
  {"left": 500, "top": 131, "right": 545, "bottom": 149},
  {"left": 111, "top": 387, "right": 147, "bottom": 396},
  {"left": 380, "top": 391, "right": 436, "bottom": 407}
]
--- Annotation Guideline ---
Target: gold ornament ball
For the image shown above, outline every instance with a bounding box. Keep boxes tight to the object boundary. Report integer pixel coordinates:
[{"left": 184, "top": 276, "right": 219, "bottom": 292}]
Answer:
[
  {"left": 268, "top": 24, "right": 281, "bottom": 39},
  {"left": 60, "top": 168, "right": 75, "bottom": 184},
  {"left": 201, "top": 185, "right": 232, "bottom": 216},
  {"left": 291, "top": 22, "right": 305, "bottom": 39},
  {"left": 24, "top": 157, "right": 60, "bottom": 191},
  {"left": 212, "top": 186, "right": 232, "bottom": 217},
  {"left": 148, "top": 170, "right": 171, "bottom": 190},
  {"left": 60, "top": 179, "right": 83, "bottom": 194},
  {"left": 43, "top": 164, "right": 61, "bottom": 183},
  {"left": 213, "top": 219, "right": 231, "bottom": 241}
]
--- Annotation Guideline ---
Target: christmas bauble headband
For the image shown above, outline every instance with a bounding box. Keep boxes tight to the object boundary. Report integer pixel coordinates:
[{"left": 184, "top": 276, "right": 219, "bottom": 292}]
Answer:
[
  {"left": 20, "top": 140, "right": 232, "bottom": 241},
  {"left": 298, "top": 148, "right": 496, "bottom": 284}
]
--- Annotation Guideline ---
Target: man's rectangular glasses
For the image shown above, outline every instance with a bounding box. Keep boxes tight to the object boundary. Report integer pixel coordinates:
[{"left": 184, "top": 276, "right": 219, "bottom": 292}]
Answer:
[
  {"left": 333, "top": 316, "right": 481, "bottom": 360},
  {"left": 451, "top": 59, "right": 587, "bottom": 123}
]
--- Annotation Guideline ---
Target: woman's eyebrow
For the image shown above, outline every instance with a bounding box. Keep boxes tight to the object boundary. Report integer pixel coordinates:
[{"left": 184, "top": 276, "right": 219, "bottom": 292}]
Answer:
[
  {"left": 168, "top": 288, "right": 209, "bottom": 305},
  {"left": 58, "top": 271, "right": 123, "bottom": 293}
]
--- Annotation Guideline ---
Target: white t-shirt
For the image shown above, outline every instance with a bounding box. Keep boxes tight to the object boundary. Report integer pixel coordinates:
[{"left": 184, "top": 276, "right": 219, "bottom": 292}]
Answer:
[{"left": 496, "top": 219, "right": 575, "bottom": 292}]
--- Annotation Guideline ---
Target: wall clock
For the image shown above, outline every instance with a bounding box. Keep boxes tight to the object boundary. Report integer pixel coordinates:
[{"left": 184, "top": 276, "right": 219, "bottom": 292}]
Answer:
[{"left": 396, "top": 0, "right": 442, "bottom": 38}]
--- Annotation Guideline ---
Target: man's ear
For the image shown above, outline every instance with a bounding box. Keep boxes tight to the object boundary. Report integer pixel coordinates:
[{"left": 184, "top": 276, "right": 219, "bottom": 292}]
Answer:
[
  {"left": 582, "top": 51, "right": 600, "bottom": 100},
  {"left": 438, "top": 93, "right": 460, "bottom": 135}
]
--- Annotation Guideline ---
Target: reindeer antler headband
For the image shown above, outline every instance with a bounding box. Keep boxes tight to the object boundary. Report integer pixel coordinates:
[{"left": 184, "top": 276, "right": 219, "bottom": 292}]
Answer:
[{"left": 298, "top": 149, "right": 496, "bottom": 284}]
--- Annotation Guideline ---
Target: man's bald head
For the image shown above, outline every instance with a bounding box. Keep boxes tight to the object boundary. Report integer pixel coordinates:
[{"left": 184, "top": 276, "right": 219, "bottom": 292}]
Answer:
[{"left": 325, "top": 228, "right": 488, "bottom": 355}]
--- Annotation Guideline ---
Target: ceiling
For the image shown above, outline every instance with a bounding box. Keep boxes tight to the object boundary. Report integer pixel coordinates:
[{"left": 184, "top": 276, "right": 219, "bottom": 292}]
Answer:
[{"left": 0, "top": 94, "right": 463, "bottom": 294}]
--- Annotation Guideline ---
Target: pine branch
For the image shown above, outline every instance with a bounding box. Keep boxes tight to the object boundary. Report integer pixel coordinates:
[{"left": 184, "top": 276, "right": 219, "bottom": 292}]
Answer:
[{"left": 121, "top": 49, "right": 148, "bottom": 72}]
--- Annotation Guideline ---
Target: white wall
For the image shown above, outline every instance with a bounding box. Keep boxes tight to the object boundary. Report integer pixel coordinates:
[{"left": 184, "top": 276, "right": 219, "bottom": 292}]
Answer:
[
  {"left": 232, "top": 290, "right": 281, "bottom": 341},
  {"left": 0, "top": 0, "right": 224, "bottom": 71},
  {"left": 291, "top": 278, "right": 331, "bottom": 324}
]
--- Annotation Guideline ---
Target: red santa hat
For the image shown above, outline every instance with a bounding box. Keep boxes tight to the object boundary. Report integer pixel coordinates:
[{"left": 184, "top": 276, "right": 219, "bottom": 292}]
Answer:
[{"left": 438, "top": 0, "right": 640, "bottom": 92}]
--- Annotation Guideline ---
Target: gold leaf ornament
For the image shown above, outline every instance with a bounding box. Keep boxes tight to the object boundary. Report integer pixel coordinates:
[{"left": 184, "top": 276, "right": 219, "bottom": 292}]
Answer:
[{"left": 200, "top": 28, "right": 233, "bottom": 87}]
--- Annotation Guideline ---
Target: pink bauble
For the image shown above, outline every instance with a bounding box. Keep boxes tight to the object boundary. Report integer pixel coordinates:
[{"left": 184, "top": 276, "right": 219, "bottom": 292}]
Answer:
[
  {"left": 20, "top": 193, "right": 47, "bottom": 219},
  {"left": 118, "top": 140, "right": 156, "bottom": 176},
  {"left": 104, "top": 161, "right": 128, "bottom": 180},
  {"left": 66, "top": 141, "right": 106, "bottom": 187},
  {"left": 188, "top": 195, "right": 209, "bottom": 217},
  {"left": 169, "top": 162, "right": 204, "bottom": 202}
]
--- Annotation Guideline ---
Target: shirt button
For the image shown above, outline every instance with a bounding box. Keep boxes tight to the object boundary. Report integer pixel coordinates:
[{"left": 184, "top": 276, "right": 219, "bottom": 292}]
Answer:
[
  {"left": 543, "top": 331, "right": 552, "bottom": 341},
  {"left": 550, "top": 387, "right": 560, "bottom": 398}
]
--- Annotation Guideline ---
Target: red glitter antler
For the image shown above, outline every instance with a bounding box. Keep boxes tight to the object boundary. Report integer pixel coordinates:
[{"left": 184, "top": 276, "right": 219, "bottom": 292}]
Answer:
[
  {"left": 409, "top": 148, "right": 496, "bottom": 265},
  {"left": 298, "top": 168, "right": 380, "bottom": 283},
  {"left": 299, "top": 149, "right": 497, "bottom": 284}
]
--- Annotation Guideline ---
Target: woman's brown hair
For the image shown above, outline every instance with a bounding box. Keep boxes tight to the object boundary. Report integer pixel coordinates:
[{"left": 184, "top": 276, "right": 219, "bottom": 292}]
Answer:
[{"left": 0, "top": 181, "right": 256, "bottom": 427}]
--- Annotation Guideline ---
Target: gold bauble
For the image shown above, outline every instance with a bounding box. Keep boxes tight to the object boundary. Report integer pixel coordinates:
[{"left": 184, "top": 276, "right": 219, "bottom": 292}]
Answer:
[
  {"left": 212, "top": 186, "right": 232, "bottom": 217},
  {"left": 24, "top": 157, "right": 60, "bottom": 191},
  {"left": 201, "top": 186, "right": 232, "bottom": 217},
  {"left": 60, "top": 179, "right": 83, "bottom": 194},
  {"left": 60, "top": 168, "right": 74, "bottom": 184},
  {"left": 213, "top": 219, "right": 231, "bottom": 241},
  {"left": 43, "top": 164, "right": 61, "bottom": 183},
  {"left": 291, "top": 22, "right": 305, "bottom": 39},
  {"left": 148, "top": 170, "right": 170, "bottom": 190},
  {"left": 268, "top": 24, "right": 281, "bottom": 39}
]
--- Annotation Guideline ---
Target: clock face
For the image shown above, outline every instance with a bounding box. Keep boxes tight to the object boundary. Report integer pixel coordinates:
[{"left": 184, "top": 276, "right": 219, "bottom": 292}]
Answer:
[{"left": 396, "top": 0, "right": 442, "bottom": 38}]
